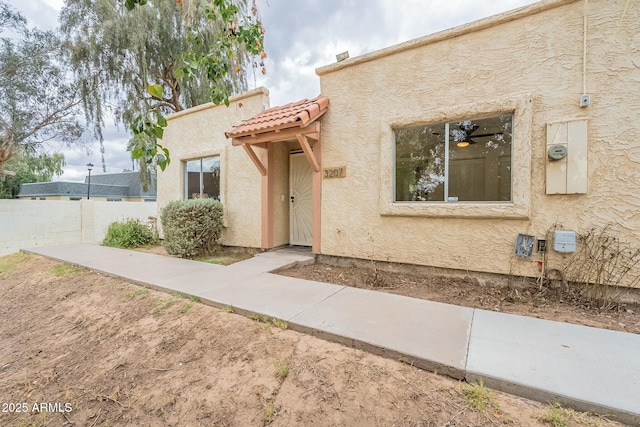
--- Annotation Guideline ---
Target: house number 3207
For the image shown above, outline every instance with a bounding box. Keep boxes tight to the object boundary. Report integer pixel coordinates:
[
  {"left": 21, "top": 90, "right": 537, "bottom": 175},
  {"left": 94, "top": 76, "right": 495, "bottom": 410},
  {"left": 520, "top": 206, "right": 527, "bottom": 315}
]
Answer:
[{"left": 323, "top": 166, "right": 346, "bottom": 179}]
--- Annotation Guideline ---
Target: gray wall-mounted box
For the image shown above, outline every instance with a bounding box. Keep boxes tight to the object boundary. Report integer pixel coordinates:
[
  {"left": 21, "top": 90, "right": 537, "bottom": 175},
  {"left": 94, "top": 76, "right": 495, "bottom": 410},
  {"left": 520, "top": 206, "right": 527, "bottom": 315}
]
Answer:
[
  {"left": 553, "top": 230, "right": 577, "bottom": 253},
  {"left": 515, "top": 234, "right": 535, "bottom": 257}
]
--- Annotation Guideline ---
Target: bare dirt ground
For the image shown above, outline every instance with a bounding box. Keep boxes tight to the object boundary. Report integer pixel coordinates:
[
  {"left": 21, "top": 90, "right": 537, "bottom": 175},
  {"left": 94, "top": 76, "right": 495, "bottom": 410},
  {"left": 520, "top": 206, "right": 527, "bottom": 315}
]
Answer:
[
  {"left": 136, "top": 244, "right": 258, "bottom": 265},
  {"left": 278, "top": 262, "right": 640, "bottom": 335},
  {"left": 0, "top": 253, "right": 627, "bottom": 426}
]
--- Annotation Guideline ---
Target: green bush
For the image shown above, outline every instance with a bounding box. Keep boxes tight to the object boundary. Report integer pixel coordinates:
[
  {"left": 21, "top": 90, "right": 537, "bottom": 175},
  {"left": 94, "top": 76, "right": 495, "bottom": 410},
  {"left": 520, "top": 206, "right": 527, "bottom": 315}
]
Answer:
[
  {"left": 103, "top": 219, "right": 155, "bottom": 249},
  {"left": 160, "top": 198, "right": 223, "bottom": 258}
]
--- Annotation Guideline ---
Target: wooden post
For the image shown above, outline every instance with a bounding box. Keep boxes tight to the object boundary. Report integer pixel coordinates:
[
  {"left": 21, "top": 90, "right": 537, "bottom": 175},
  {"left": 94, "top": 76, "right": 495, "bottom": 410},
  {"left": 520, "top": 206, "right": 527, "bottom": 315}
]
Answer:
[{"left": 261, "top": 144, "right": 275, "bottom": 249}]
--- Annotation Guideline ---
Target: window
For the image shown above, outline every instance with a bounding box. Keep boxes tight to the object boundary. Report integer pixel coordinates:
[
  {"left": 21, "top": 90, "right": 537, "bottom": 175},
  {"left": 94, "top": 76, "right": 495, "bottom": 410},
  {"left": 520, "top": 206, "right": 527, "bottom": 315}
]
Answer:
[
  {"left": 106, "top": 198, "right": 122, "bottom": 202},
  {"left": 394, "top": 114, "right": 512, "bottom": 202},
  {"left": 70, "top": 197, "right": 82, "bottom": 201},
  {"left": 185, "top": 156, "right": 220, "bottom": 200}
]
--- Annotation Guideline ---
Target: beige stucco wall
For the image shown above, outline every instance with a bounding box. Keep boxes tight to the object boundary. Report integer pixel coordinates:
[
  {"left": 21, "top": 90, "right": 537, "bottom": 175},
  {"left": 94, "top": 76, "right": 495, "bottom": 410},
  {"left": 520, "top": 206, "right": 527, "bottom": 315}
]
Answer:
[
  {"left": 317, "top": 0, "right": 640, "bottom": 279},
  {"left": 157, "top": 88, "right": 270, "bottom": 247}
]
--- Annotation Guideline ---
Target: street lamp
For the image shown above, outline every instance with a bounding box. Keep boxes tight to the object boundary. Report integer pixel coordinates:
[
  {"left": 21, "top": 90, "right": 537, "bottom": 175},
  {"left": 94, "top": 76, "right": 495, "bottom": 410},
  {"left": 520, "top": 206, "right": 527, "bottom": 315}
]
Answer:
[{"left": 86, "top": 163, "right": 93, "bottom": 200}]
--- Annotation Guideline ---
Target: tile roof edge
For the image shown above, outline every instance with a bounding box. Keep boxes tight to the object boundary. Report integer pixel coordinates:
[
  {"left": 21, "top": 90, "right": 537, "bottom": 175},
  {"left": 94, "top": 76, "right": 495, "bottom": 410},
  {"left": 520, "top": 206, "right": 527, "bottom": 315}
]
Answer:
[{"left": 225, "top": 94, "right": 328, "bottom": 138}]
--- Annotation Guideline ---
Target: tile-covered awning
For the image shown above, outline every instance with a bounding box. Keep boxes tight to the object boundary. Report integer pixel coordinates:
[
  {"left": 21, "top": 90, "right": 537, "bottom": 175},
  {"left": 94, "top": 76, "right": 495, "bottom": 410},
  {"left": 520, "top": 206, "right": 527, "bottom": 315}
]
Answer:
[
  {"left": 225, "top": 95, "right": 329, "bottom": 177},
  {"left": 225, "top": 95, "right": 329, "bottom": 144}
]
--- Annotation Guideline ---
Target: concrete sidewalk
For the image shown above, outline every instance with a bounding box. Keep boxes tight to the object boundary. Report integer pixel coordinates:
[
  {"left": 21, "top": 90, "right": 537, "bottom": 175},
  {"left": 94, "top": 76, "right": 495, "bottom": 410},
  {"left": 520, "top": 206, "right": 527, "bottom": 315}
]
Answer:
[{"left": 24, "top": 244, "right": 640, "bottom": 425}]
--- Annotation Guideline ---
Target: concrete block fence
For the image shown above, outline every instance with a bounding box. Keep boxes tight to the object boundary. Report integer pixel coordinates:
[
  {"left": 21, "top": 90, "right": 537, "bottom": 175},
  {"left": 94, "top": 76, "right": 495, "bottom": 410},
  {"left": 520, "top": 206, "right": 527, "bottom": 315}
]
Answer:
[{"left": 0, "top": 200, "right": 157, "bottom": 256}]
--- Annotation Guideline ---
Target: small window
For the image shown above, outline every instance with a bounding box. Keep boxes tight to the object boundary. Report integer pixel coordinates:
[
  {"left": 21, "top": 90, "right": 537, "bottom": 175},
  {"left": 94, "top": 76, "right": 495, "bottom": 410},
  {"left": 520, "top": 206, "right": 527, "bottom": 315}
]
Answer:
[
  {"left": 70, "top": 197, "right": 82, "bottom": 201},
  {"left": 106, "top": 198, "right": 122, "bottom": 202},
  {"left": 144, "top": 199, "right": 155, "bottom": 202},
  {"left": 184, "top": 156, "right": 220, "bottom": 200},
  {"left": 39, "top": 197, "right": 46, "bottom": 200},
  {"left": 394, "top": 114, "right": 512, "bottom": 202},
  {"left": 30, "top": 197, "right": 36, "bottom": 200}
]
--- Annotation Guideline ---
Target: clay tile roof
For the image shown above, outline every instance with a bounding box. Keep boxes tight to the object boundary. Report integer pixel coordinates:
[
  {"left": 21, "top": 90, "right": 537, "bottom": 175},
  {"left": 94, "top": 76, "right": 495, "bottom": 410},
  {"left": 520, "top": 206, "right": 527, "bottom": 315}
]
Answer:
[{"left": 225, "top": 95, "right": 329, "bottom": 139}]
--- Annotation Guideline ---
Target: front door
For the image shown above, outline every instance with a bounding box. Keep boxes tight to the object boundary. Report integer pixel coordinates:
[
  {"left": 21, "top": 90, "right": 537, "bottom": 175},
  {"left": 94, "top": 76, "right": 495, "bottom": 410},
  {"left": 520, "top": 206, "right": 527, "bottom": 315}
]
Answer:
[{"left": 289, "top": 153, "right": 313, "bottom": 246}]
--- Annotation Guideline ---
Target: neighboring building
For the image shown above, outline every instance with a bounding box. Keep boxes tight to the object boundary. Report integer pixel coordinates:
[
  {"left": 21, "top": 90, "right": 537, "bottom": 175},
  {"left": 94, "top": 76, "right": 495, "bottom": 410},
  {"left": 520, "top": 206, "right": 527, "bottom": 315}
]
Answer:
[
  {"left": 158, "top": 0, "right": 640, "bottom": 282},
  {"left": 18, "top": 171, "right": 156, "bottom": 202}
]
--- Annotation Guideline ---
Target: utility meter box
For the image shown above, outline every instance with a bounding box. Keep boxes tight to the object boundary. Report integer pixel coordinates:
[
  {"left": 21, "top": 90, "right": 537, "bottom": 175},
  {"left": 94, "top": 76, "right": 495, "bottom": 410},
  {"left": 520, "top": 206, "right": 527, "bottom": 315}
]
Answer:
[
  {"left": 546, "top": 119, "right": 588, "bottom": 194},
  {"left": 553, "top": 230, "right": 577, "bottom": 253}
]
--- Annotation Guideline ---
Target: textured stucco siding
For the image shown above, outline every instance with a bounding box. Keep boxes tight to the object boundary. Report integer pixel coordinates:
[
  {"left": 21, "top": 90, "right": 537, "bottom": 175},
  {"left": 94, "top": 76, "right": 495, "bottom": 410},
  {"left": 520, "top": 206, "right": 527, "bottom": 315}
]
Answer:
[
  {"left": 317, "top": 0, "right": 640, "bottom": 278},
  {"left": 157, "top": 88, "right": 269, "bottom": 248}
]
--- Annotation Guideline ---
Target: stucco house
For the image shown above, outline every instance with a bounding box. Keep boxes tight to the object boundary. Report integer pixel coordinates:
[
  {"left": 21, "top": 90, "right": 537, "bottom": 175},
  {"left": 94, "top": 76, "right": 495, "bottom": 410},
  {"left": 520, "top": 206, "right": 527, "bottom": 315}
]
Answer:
[{"left": 158, "top": 0, "right": 640, "bottom": 283}]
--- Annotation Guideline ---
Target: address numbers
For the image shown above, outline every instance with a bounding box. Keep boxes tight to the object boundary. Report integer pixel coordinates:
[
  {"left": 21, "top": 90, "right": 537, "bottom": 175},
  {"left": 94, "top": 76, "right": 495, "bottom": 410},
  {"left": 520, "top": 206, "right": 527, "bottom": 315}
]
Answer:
[{"left": 323, "top": 166, "right": 346, "bottom": 179}]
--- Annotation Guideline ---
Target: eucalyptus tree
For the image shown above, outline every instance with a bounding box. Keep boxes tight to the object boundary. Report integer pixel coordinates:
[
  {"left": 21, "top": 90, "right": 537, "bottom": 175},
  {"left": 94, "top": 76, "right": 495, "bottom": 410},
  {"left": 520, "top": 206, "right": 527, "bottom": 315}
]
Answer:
[
  {"left": 60, "top": 0, "right": 265, "bottom": 179},
  {"left": 0, "top": 151, "right": 66, "bottom": 198},
  {"left": 0, "top": 2, "right": 83, "bottom": 174},
  {"left": 0, "top": 2, "right": 24, "bottom": 30}
]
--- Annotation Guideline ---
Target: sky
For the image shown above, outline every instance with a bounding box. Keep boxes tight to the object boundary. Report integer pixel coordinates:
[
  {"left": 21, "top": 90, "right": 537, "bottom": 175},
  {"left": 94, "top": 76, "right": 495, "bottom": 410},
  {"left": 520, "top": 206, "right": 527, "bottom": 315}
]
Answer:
[{"left": 7, "top": 0, "right": 538, "bottom": 181}]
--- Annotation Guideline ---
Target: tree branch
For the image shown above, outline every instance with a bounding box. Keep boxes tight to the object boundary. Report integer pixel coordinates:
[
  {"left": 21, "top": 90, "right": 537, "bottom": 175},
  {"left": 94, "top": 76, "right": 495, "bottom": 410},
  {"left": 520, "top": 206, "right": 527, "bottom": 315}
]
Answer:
[{"left": 16, "top": 98, "right": 82, "bottom": 144}]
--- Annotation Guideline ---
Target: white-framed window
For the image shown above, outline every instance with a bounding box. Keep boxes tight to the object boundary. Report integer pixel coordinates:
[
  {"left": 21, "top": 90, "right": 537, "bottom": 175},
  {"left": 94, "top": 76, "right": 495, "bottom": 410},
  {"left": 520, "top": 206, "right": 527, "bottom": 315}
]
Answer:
[
  {"left": 394, "top": 114, "right": 512, "bottom": 203},
  {"left": 184, "top": 156, "right": 220, "bottom": 200}
]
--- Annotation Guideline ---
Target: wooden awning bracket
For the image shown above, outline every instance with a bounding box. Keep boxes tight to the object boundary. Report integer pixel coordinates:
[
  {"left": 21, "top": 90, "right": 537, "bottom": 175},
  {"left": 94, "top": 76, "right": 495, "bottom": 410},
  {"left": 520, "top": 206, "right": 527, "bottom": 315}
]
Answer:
[
  {"left": 297, "top": 134, "right": 320, "bottom": 173},
  {"left": 231, "top": 122, "right": 321, "bottom": 146},
  {"left": 242, "top": 144, "right": 267, "bottom": 176}
]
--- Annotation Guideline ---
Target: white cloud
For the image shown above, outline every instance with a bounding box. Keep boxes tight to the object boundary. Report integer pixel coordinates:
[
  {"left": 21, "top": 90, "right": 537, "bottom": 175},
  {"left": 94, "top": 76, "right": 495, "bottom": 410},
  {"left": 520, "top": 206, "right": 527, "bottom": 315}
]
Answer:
[
  {"left": 43, "top": 0, "right": 64, "bottom": 10},
  {"left": 7, "top": 0, "right": 539, "bottom": 180}
]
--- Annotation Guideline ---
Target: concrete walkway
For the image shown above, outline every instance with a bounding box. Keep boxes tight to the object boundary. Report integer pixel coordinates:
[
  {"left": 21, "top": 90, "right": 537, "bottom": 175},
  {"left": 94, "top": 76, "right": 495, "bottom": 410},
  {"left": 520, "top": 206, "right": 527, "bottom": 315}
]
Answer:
[{"left": 24, "top": 244, "right": 640, "bottom": 425}]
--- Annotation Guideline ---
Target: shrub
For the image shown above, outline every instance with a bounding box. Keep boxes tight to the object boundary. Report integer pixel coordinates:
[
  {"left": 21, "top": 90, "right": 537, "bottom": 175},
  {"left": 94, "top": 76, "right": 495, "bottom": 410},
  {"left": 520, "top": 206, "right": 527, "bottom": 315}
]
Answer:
[
  {"left": 103, "top": 219, "right": 155, "bottom": 249},
  {"left": 160, "top": 198, "right": 223, "bottom": 258}
]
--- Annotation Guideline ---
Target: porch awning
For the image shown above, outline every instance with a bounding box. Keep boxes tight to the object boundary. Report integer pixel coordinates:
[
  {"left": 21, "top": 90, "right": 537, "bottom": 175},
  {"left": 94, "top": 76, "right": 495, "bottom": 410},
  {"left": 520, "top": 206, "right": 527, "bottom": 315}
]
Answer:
[
  {"left": 225, "top": 95, "right": 329, "bottom": 146},
  {"left": 225, "top": 95, "right": 329, "bottom": 176}
]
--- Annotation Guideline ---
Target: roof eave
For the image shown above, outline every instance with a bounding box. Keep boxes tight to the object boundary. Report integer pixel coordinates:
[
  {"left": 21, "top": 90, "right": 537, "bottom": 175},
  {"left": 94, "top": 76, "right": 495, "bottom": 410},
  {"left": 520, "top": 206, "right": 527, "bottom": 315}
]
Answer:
[{"left": 316, "top": 0, "right": 580, "bottom": 76}]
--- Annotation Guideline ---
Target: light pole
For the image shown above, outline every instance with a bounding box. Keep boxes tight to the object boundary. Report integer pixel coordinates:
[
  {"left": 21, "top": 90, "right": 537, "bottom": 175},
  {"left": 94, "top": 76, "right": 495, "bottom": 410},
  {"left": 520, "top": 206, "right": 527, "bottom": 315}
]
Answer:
[{"left": 86, "top": 163, "right": 93, "bottom": 200}]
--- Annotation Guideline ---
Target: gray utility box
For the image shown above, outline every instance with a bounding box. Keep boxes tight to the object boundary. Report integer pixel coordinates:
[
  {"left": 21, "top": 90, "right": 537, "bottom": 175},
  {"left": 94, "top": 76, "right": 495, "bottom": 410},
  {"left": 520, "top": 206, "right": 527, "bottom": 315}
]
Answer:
[{"left": 553, "top": 230, "right": 577, "bottom": 253}]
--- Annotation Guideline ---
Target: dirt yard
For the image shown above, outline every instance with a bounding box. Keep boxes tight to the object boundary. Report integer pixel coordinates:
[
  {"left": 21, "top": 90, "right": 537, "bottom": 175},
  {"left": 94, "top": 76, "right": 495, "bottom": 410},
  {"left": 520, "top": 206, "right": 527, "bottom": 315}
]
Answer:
[
  {"left": 278, "top": 262, "right": 640, "bottom": 335},
  {"left": 0, "top": 253, "right": 628, "bottom": 426},
  {"left": 136, "top": 244, "right": 259, "bottom": 265}
]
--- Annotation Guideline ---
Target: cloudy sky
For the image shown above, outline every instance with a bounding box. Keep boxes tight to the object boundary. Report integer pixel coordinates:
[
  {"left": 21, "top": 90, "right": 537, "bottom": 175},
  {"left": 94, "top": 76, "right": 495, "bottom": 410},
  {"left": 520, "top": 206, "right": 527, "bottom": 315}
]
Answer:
[{"left": 7, "top": 0, "right": 538, "bottom": 181}]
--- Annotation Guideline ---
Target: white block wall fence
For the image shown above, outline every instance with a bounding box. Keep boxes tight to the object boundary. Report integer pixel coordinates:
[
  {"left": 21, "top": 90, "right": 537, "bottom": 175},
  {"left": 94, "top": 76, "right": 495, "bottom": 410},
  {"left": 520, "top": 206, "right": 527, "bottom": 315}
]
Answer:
[{"left": 0, "top": 200, "right": 157, "bottom": 256}]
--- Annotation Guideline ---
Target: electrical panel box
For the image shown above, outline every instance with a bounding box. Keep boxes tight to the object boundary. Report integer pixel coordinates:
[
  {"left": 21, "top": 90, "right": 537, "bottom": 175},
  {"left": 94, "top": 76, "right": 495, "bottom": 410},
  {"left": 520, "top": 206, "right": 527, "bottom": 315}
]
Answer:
[
  {"left": 515, "top": 234, "right": 535, "bottom": 257},
  {"left": 553, "top": 230, "right": 577, "bottom": 253},
  {"left": 546, "top": 119, "right": 588, "bottom": 194}
]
